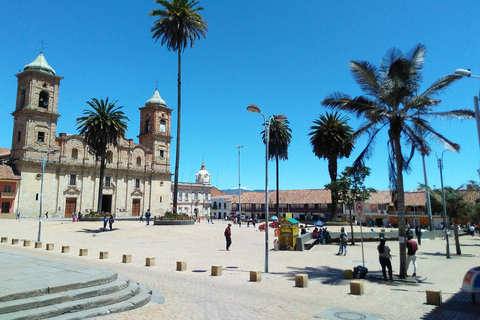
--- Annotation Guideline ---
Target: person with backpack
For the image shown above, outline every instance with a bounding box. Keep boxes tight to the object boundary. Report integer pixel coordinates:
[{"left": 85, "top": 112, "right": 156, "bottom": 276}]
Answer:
[{"left": 336, "top": 227, "right": 348, "bottom": 255}]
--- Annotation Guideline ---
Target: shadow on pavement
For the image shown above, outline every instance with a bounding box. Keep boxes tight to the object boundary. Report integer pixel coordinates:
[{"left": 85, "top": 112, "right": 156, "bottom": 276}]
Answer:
[
  {"left": 77, "top": 228, "right": 112, "bottom": 234},
  {"left": 421, "top": 290, "right": 478, "bottom": 319}
]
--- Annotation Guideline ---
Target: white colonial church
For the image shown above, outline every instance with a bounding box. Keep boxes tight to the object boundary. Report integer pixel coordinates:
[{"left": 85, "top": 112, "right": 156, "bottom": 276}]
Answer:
[{"left": 6, "top": 53, "right": 210, "bottom": 218}]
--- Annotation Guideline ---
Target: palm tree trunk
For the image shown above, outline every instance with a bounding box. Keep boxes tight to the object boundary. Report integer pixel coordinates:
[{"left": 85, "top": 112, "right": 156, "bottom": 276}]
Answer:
[
  {"left": 173, "top": 49, "right": 181, "bottom": 213},
  {"left": 328, "top": 157, "right": 338, "bottom": 218},
  {"left": 454, "top": 218, "right": 461, "bottom": 255},
  {"left": 276, "top": 156, "right": 279, "bottom": 217},
  {"left": 394, "top": 135, "right": 407, "bottom": 279},
  {"left": 97, "top": 157, "right": 106, "bottom": 213}
]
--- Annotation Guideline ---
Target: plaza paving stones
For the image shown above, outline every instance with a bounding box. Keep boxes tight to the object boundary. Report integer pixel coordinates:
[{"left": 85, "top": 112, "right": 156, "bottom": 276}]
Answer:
[
  {"left": 0, "top": 219, "right": 479, "bottom": 319},
  {"left": 314, "top": 308, "right": 381, "bottom": 320}
]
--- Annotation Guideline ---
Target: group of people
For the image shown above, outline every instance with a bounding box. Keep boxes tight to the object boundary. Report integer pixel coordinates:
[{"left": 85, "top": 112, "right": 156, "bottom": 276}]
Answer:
[
  {"left": 312, "top": 227, "right": 330, "bottom": 245},
  {"left": 139, "top": 209, "right": 152, "bottom": 225},
  {"left": 72, "top": 212, "right": 82, "bottom": 222},
  {"left": 377, "top": 233, "right": 418, "bottom": 282},
  {"left": 102, "top": 214, "right": 115, "bottom": 231}
]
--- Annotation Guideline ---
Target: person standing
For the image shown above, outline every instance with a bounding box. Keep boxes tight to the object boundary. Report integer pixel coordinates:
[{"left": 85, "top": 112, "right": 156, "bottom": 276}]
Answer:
[
  {"left": 145, "top": 209, "right": 151, "bottom": 226},
  {"left": 103, "top": 215, "right": 108, "bottom": 231},
  {"left": 406, "top": 235, "right": 418, "bottom": 276},
  {"left": 224, "top": 223, "right": 232, "bottom": 251},
  {"left": 139, "top": 212, "right": 144, "bottom": 223},
  {"left": 415, "top": 226, "right": 422, "bottom": 245},
  {"left": 337, "top": 227, "right": 348, "bottom": 255},
  {"left": 45, "top": 211, "right": 49, "bottom": 220},
  {"left": 108, "top": 215, "right": 114, "bottom": 230},
  {"left": 377, "top": 239, "right": 393, "bottom": 282}
]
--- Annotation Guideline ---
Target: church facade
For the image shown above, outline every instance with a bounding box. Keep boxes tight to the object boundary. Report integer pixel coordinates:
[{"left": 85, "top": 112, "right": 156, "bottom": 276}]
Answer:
[{"left": 9, "top": 53, "right": 173, "bottom": 218}]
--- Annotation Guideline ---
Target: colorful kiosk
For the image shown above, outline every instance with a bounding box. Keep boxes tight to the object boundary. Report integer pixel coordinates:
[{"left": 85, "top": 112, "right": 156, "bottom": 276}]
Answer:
[{"left": 278, "top": 218, "right": 299, "bottom": 250}]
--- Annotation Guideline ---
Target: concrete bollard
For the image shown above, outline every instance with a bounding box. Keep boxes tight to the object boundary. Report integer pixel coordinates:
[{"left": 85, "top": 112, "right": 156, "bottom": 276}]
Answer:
[
  {"left": 250, "top": 270, "right": 262, "bottom": 282},
  {"left": 99, "top": 251, "right": 108, "bottom": 259},
  {"left": 1, "top": 237, "right": 7, "bottom": 243},
  {"left": 61, "top": 246, "right": 70, "bottom": 253},
  {"left": 426, "top": 290, "right": 442, "bottom": 306},
  {"left": 350, "top": 280, "right": 364, "bottom": 295},
  {"left": 35, "top": 242, "right": 42, "bottom": 249},
  {"left": 146, "top": 257, "right": 155, "bottom": 267},
  {"left": 122, "top": 254, "right": 132, "bottom": 263},
  {"left": 176, "top": 261, "right": 187, "bottom": 271},
  {"left": 295, "top": 274, "right": 308, "bottom": 288},
  {"left": 211, "top": 265, "right": 222, "bottom": 276},
  {"left": 79, "top": 249, "right": 88, "bottom": 256},
  {"left": 23, "top": 240, "right": 31, "bottom": 247},
  {"left": 46, "top": 243, "right": 54, "bottom": 251},
  {"left": 11, "top": 239, "right": 19, "bottom": 245}
]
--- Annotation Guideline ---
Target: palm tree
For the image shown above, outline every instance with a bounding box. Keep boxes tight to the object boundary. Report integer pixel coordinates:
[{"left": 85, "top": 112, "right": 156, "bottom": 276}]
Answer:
[
  {"left": 262, "top": 119, "right": 292, "bottom": 217},
  {"left": 426, "top": 185, "right": 469, "bottom": 255},
  {"left": 309, "top": 112, "right": 354, "bottom": 218},
  {"left": 77, "top": 98, "right": 129, "bottom": 213},
  {"left": 322, "top": 44, "right": 474, "bottom": 278},
  {"left": 149, "top": 0, "right": 208, "bottom": 213}
]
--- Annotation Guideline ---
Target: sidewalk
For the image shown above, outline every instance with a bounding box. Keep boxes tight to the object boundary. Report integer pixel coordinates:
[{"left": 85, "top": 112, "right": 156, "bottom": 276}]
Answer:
[{"left": 0, "top": 219, "right": 478, "bottom": 319}]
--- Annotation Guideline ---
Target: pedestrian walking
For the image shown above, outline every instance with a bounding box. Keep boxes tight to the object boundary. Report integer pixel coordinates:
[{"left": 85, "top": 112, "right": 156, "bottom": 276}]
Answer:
[
  {"left": 16, "top": 212, "right": 20, "bottom": 221},
  {"left": 337, "top": 227, "right": 348, "bottom": 255},
  {"left": 103, "top": 215, "right": 108, "bottom": 231},
  {"left": 139, "top": 213, "right": 143, "bottom": 223},
  {"left": 415, "top": 226, "right": 422, "bottom": 245},
  {"left": 145, "top": 209, "right": 151, "bottom": 225},
  {"left": 224, "top": 223, "right": 232, "bottom": 251},
  {"left": 406, "top": 234, "right": 418, "bottom": 276},
  {"left": 377, "top": 239, "right": 393, "bottom": 282},
  {"left": 108, "top": 215, "right": 114, "bottom": 230},
  {"left": 45, "top": 211, "right": 49, "bottom": 220}
]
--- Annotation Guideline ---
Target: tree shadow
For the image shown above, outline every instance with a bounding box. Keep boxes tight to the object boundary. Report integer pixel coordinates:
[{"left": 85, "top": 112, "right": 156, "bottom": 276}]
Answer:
[{"left": 421, "top": 290, "right": 478, "bottom": 319}]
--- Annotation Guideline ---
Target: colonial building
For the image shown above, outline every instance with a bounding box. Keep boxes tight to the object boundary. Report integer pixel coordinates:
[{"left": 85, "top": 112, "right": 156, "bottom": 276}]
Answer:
[
  {"left": 7, "top": 53, "right": 173, "bottom": 218},
  {"left": 172, "top": 161, "right": 211, "bottom": 218},
  {"left": 0, "top": 165, "right": 21, "bottom": 215}
]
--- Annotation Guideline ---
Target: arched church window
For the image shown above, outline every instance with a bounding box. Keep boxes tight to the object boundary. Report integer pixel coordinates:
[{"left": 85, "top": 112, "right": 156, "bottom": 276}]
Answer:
[
  {"left": 20, "top": 90, "right": 26, "bottom": 108},
  {"left": 71, "top": 148, "right": 78, "bottom": 159},
  {"left": 160, "top": 120, "right": 166, "bottom": 132},
  {"left": 145, "top": 120, "right": 150, "bottom": 133},
  {"left": 38, "top": 91, "right": 49, "bottom": 109},
  {"left": 136, "top": 157, "right": 141, "bottom": 166},
  {"left": 106, "top": 151, "right": 113, "bottom": 164}
]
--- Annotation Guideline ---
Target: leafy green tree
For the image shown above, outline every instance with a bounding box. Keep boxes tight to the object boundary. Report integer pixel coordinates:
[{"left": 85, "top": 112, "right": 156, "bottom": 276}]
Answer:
[
  {"left": 309, "top": 112, "right": 354, "bottom": 218},
  {"left": 326, "top": 165, "right": 375, "bottom": 244},
  {"left": 77, "top": 98, "right": 129, "bottom": 213},
  {"left": 150, "top": 0, "right": 208, "bottom": 213},
  {"left": 262, "top": 119, "right": 292, "bottom": 217},
  {"left": 322, "top": 44, "right": 474, "bottom": 278}
]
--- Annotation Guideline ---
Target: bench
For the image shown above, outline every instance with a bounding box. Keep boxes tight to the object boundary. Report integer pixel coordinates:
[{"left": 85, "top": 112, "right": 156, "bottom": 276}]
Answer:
[{"left": 295, "top": 233, "right": 318, "bottom": 251}]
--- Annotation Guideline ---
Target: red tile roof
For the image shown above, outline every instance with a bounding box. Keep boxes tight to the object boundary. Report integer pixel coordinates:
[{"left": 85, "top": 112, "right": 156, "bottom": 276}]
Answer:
[
  {"left": 0, "top": 165, "right": 21, "bottom": 180},
  {"left": 0, "top": 148, "right": 10, "bottom": 157}
]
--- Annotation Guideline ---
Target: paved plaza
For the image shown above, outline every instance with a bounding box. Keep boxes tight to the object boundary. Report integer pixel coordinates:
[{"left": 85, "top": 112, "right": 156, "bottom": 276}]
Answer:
[{"left": 0, "top": 218, "right": 479, "bottom": 319}]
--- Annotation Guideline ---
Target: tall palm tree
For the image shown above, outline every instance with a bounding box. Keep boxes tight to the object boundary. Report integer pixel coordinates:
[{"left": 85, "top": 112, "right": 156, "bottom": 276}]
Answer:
[
  {"left": 322, "top": 44, "right": 474, "bottom": 278},
  {"left": 77, "top": 98, "right": 129, "bottom": 213},
  {"left": 309, "top": 112, "right": 354, "bottom": 218},
  {"left": 150, "top": 0, "right": 208, "bottom": 213},
  {"left": 262, "top": 119, "right": 292, "bottom": 217}
]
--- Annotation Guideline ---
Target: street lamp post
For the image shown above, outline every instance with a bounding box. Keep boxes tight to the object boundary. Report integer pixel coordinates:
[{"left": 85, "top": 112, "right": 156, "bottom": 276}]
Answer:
[
  {"left": 433, "top": 149, "right": 450, "bottom": 259},
  {"left": 247, "top": 104, "right": 287, "bottom": 273},
  {"left": 455, "top": 69, "right": 480, "bottom": 181},
  {"left": 25, "top": 147, "right": 59, "bottom": 242},
  {"left": 236, "top": 145, "right": 243, "bottom": 220}
]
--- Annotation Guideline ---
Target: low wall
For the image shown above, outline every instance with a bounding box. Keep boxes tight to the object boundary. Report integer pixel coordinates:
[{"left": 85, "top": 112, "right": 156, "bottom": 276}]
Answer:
[{"left": 154, "top": 220, "right": 195, "bottom": 226}]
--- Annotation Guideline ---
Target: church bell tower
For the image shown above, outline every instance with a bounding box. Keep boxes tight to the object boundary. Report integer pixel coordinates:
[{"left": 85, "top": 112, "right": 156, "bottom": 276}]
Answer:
[{"left": 10, "top": 53, "right": 63, "bottom": 160}]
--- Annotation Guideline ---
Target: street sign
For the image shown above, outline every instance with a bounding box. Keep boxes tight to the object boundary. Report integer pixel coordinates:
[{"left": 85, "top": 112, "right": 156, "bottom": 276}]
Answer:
[{"left": 355, "top": 201, "right": 364, "bottom": 216}]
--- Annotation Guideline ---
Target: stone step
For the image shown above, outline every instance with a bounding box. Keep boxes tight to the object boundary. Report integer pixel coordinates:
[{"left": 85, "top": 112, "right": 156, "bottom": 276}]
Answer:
[
  {"left": 0, "top": 281, "right": 141, "bottom": 320},
  {"left": 0, "top": 275, "right": 130, "bottom": 315},
  {"left": 47, "top": 284, "right": 162, "bottom": 320}
]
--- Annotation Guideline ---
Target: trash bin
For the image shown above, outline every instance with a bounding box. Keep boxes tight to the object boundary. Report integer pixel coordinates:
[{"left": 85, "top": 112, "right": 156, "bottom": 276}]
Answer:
[
  {"left": 278, "top": 218, "right": 299, "bottom": 250},
  {"left": 273, "top": 239, "right": 279, "bottom": 251},
  {"left": 461, "top": 266, "right": 480, "bottom": 302}
]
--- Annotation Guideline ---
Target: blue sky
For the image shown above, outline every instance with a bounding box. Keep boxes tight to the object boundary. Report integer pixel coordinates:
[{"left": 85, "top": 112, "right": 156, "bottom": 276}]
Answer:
[{"left": 1, "top": 1, "right": 480, "bottom": 192}]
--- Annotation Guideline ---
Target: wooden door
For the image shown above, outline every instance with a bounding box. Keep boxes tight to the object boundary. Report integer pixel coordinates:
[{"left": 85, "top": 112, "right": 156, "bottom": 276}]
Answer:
[
  {"left": 132, "top": 199, "right": 140, "bottom": 216},
  {"left": 65, "top": 198, "right": 77, "bottom": 217}
]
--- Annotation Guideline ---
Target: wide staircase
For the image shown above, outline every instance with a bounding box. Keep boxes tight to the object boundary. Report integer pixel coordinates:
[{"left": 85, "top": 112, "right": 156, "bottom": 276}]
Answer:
[{"left": 0, "top": 252, "right": 163, "bottom": 319}]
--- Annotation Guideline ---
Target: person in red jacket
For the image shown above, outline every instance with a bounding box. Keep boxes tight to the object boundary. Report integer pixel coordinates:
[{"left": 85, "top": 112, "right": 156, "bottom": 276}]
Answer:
[
  {"left": 406, "top": 235, "right": 418, "bottom": 276},
  {"left": 224, "top": 224, "right": 232, "bottom": 251}
]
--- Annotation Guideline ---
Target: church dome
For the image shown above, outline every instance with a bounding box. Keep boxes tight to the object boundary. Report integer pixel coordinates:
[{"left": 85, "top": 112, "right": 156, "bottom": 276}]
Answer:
[
  {"left": 24, "top": 53, "right": 56, "bottom": 75},
  {"left": 195, "top": 161, "right": 210, "bottom": 185},
  {"left": 146, "top": 89, "right": 166, "bottom": 107}
]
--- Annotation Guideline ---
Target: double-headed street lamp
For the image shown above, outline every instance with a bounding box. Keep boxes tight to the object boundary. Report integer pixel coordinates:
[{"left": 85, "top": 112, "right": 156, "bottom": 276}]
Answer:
[
  {"left": 236, "top": 145, "right": 243, "bottom": 219},
  {"left": 247, "top": 104, "right": 287, "bottom": 273},
  {"left": 432, "top": 149, "right": 450, "bottom": 259},
  {"left": 25, "top": 147, "right": 59, "bottom": 242}
]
